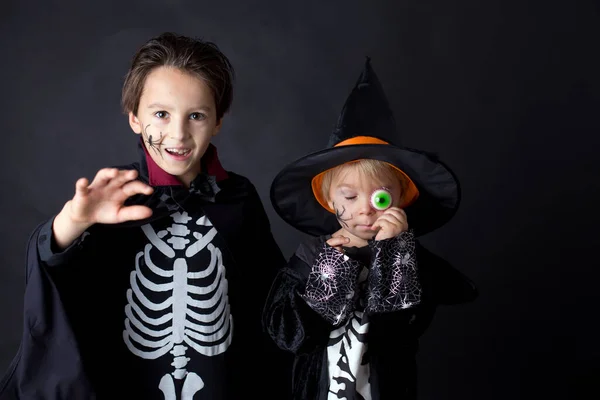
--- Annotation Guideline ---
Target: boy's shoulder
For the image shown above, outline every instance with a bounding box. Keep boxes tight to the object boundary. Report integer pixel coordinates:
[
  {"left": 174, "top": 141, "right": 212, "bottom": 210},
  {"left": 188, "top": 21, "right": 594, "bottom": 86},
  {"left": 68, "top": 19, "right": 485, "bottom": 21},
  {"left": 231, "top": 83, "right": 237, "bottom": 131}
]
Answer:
[
  {"left": 213, "top": 170, "right": 263, "bottom": 205},
  {"left": 218, "top": 170, "right": 257, "bottom": 192}
]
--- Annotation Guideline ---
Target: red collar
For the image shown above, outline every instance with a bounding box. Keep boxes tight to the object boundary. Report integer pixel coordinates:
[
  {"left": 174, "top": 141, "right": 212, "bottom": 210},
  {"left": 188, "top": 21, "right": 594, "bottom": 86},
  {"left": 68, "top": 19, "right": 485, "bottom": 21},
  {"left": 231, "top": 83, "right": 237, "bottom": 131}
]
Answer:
[{"left": 142, "top": 141, "right": 229, "bottom": 186}]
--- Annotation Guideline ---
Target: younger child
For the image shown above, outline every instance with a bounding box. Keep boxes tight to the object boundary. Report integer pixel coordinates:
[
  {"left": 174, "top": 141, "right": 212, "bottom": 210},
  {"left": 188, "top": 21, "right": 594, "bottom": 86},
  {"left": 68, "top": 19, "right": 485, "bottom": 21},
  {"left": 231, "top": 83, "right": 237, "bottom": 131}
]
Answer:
[
  {"left": 264, "top": 58, "right": 477, "bottom": 399},
  {"left": 0, "top": 32, "right": 291, "bottom": 400}
]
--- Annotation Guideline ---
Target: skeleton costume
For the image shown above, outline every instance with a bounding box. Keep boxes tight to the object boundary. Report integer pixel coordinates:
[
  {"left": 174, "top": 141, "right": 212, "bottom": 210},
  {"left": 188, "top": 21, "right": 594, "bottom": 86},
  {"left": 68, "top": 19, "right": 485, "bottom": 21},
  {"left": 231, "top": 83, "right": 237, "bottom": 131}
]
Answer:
[
  {"left": 263, "top": 58, "right": 478, "bottom": 399},
  {"left": 0, "top": 140, "right": 293, "bottom": 399}
]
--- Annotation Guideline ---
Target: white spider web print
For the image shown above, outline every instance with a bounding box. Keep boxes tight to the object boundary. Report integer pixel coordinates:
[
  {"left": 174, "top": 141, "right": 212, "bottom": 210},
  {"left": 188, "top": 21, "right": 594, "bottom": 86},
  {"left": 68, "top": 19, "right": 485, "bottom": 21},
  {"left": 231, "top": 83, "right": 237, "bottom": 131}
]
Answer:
[
  {"left": 368, "top": 231, "right": 421, "bottom": 313},
  {"left": 302, "top": 244, "right": 361, "bottom": 325}
]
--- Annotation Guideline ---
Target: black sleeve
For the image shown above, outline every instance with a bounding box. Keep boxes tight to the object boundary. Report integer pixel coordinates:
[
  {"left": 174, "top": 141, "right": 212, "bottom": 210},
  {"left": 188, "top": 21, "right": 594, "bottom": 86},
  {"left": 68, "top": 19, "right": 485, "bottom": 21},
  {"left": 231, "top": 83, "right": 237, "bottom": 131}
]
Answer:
[
  {"left": 366, "top": 229, "right": 422, "bottom": 314},
  {"left": 263, "top": 236, "right": 355, "bottom": 355},
  {"left": 34, "top": 215, "right": 105, "bottom": 309},
  {"left": 300, "top": 241, "right": 362, "bottom": 325},
  {"left": 0, "top": 221, "right": 96, "bottom": 399},
  {"left": 36, "top": 216, "right": 93, "bottom": 267}
]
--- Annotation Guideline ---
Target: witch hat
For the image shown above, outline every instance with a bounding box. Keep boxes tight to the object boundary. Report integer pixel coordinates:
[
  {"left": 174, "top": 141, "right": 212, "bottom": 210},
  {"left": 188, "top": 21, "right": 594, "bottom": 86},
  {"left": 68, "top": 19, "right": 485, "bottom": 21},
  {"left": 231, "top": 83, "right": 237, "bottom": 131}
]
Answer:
[{"left": 270, "top": 57, "right": 460, "bottom": 237}]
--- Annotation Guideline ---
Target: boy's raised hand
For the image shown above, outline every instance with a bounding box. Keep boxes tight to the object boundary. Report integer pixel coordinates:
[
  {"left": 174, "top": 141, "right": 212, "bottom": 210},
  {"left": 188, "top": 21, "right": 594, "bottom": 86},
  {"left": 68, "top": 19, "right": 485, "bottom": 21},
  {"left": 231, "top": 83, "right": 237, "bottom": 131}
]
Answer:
[
  {"left": 371, "top": 207, "right": 408, "bottom": 241},
  {"left": 67, "top": 168, "right": 154, "bottom": 225},
  {"left": 52, "top": 168, "right": 154, "bottom": 250}
]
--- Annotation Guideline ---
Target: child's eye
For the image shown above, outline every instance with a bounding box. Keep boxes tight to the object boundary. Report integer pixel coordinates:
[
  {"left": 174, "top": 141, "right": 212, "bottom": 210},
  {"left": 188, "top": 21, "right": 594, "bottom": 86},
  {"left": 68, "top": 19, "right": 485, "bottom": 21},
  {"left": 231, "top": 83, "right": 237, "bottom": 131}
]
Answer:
[
  {"left": 154, "top": 111, "right": 168, "bottom": 118},
  {"left": 190, "top": 112, "right": 206, "bottom": 120},
  {"left": 344, "top": 196, "right": 357, "bottom": 200},
  {"left": 371, "top": 188, "right": 392, "bottom": 211}
]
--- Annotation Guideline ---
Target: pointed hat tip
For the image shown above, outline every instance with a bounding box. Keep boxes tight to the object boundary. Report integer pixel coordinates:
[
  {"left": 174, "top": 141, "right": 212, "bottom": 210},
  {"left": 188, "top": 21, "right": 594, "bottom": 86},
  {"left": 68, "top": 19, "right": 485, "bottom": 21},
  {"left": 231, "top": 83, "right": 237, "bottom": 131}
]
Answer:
[{"left": 356, "top": 56, "right": 375, "bottom": 87}]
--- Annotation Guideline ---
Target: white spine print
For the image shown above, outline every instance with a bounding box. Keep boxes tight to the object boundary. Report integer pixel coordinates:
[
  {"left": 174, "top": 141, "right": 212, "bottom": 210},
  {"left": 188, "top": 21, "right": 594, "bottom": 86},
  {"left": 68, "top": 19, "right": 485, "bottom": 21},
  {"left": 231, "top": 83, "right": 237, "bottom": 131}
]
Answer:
[
  {"left": 327, "top": 311, "right": 371, "bottom": 400},
  {"left": 123, "top": 212, "right": 233, "bottom": 399}
]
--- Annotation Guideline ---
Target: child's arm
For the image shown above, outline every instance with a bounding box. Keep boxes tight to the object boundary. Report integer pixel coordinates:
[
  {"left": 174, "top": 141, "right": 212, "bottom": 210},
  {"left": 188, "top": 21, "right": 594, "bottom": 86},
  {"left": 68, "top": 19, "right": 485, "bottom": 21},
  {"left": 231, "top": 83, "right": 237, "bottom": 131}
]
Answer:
[
  {"left": 363, "top": 207, "right": 423, "bottom": 314},
  {"left": 366, "top": 229, "right": 422, "bottom": 314},
  {"left": 365, "top": 230, "right": 478, "bottom": 314},
  {"left": 51, "top": 168, "right": 154, "bottom": 250},
  {"left": 263, "top": 236, "right": 361, "bottom": 354},
  {"left": 299, "top": 238, "right": 362, "bottom": 325},
  {"left": 38, "top": 168, "right": 154, "bottom": 268},
  {"left": 51, "top": 203, "right": 95, "bottom": 250}
]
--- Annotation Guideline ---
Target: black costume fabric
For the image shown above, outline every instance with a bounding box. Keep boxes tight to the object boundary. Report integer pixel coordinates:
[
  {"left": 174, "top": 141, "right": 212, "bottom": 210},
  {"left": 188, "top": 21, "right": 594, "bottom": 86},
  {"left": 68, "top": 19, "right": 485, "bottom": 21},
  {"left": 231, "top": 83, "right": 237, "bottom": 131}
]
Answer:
[
  {"left": 0, "top": 140, "right": 293, "bottom": 399},
  {"left": 263, "top": 234, "right": 477, "bottom": 399}
]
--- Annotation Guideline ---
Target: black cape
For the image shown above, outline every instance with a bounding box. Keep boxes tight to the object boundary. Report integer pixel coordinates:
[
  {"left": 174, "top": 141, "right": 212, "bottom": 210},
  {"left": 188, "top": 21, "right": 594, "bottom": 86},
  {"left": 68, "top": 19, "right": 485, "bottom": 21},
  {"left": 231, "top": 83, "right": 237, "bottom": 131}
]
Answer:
[{"left": 0, "top": 142, "right": 294, "bottom": 399}]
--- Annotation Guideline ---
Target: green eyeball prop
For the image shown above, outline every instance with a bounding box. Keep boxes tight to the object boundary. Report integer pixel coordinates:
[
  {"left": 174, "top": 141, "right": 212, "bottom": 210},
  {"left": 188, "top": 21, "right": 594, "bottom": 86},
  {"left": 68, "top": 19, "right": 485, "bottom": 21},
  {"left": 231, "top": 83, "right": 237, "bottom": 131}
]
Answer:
[{"left": 371, "top": 188, "right": 392, "bottom": 211}]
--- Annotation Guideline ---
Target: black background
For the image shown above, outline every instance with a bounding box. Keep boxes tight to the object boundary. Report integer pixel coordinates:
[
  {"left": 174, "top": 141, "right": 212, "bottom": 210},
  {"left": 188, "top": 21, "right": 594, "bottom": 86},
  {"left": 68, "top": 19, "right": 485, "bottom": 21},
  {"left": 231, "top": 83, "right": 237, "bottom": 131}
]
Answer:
[{"left": 1, "top": 1, "right": 598, "bottom": 398}]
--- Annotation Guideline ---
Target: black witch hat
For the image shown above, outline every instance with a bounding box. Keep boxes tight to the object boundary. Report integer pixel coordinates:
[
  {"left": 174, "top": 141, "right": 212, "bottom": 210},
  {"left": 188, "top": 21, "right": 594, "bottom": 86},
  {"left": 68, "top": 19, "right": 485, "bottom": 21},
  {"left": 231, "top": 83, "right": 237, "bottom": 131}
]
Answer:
[{"left": 270, "top": 57, "right": 461, "bottom": 237}]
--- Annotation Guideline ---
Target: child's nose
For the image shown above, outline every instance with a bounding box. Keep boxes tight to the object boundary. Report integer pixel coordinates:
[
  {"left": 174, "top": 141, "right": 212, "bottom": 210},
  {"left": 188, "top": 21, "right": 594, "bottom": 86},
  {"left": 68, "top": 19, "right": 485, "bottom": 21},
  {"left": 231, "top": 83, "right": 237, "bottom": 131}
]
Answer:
[
  {"left": 169, "top": 118, "right": 190, "bottom": 140},
  {"left": 358, "top": 198, "right": 374, "bottom": 215}
]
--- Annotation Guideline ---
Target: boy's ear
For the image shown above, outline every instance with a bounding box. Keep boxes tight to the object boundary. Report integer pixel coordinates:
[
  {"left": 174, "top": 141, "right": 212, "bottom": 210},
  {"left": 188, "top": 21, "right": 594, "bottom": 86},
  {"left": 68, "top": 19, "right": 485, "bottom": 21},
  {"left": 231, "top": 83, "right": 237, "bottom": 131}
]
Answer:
[
  {"left": 129, "top": 112, "right": 142, "bottom": 134},
  {"left": 212, "top": 119, "right": 222, "bottom": 136},
  {"left": 213, "top": 117, "right": 223, "bottom": 136}
]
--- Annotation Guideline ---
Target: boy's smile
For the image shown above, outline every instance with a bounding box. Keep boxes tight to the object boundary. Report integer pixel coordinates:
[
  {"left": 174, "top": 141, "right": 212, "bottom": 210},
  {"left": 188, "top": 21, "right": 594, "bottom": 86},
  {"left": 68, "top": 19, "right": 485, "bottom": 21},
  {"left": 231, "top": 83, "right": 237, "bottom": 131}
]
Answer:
[{"left": 128, "top": 66, "right": 222, "bottom": 187}]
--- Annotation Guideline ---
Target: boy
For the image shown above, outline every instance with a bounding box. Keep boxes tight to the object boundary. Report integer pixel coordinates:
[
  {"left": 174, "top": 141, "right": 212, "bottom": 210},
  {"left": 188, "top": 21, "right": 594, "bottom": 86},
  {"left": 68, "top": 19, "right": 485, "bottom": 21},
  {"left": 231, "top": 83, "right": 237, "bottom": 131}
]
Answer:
[
  {"left": 0, "top": 32, "right": 291, "bottom": 399},
  {"left": 264, "top": 58, "right": 478, "bottom": 399}
]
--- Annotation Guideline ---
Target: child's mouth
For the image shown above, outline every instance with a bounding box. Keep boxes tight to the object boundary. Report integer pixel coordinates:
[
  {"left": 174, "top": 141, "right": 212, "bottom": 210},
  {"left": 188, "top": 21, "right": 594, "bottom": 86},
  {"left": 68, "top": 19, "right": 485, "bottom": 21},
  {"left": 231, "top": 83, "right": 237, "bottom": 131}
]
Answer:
[
  {"left": 165, "top": 148, "right": 191, "bottom": 157},
  {"left": 164, "top": 148, "right": 192, "bottom": 161}
]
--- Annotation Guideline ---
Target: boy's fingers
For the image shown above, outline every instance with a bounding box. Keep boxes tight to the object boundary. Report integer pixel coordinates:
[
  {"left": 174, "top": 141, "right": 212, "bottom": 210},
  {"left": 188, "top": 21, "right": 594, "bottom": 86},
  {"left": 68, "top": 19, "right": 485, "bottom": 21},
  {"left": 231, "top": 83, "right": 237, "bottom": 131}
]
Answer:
[
  {"left": 116, "top": 205, "right": 153, "bottom": 222},
  {"left": 110, "top": 169, "right": 140, "bottom": 187},
  {"left": 387, "top": 207, "right": 406, "bottom": 217},
  {"left": 91, "top": 168, "right": 119, "bottom": 187},
  {"left": 74, "top": 178, "right": 90, "bottom": 196},
  {"left": 375, "top": 212, "right": 406, "bottom": 228},
  {"left": 121, "top": 180, "right": 154, "bottom": 197},
  {"left": 370, "top": 220, "right": 383, "bottom": 230},
  {"left": 375, "top": 214, "right": 398, "bottom": 226},
  {"left": 327, "top": 236, "right": 349, "bottom": 247},
  {"left": 371, "top": 219, "right": 393, "bottom": 233},
  {"left": 384, "top": 208, "right": 405, "bottom": 219}
]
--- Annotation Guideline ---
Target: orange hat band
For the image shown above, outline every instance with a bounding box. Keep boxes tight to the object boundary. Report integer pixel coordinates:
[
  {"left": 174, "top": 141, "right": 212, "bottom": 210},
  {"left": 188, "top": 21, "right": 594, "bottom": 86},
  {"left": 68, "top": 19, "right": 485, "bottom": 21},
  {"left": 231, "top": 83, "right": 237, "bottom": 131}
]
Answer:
[{"left": 334, "top": 136, "right": 390, "bottom": 146}]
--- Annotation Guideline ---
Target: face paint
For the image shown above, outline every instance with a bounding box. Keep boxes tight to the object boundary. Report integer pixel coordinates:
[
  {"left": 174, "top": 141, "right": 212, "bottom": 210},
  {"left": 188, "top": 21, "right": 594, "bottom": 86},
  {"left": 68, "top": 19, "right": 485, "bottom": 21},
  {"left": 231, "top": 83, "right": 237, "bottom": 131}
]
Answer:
[
  {"left": 333, "top": 202, "right": 352, "bottom": 228},
  {"left": 143, "top": 123, "right": 166, "bottom": 158},
  {"left": 370, "top": 188, "right": 392, "bottom": 211}
]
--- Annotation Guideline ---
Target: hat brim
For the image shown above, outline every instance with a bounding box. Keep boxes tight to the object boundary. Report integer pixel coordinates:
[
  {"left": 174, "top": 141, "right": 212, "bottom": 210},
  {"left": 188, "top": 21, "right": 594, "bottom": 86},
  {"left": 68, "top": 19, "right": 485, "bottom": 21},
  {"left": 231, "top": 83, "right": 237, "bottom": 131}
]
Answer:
[{"left": 270, "top": 144, "right": 461, "bottom": 237}]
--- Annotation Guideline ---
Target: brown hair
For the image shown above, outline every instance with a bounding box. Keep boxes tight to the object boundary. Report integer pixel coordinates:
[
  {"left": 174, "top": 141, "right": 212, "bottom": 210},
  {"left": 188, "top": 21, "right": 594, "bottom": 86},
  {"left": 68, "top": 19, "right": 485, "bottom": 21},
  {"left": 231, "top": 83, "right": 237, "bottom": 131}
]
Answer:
[
  {"left": 121, "top": 32, "right": 235, "bottom": 120},
  {"left": 321, "top": 159, "right": 408, "bottom": 202}
]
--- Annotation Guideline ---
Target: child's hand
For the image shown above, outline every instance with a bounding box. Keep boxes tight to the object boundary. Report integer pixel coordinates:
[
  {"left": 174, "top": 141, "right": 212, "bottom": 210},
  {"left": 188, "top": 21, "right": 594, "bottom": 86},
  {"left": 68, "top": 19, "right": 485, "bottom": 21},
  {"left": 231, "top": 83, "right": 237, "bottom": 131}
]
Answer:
[
  {"left": 66, "top": 168, "right": 154, "bottom": 226},
  {"left": 326, "top": 234, "right": 350, "bottom": 253},
  {"left": 370, "top": 207, "right": 408, "bottom": 241},
  {"left": 52, "top": 168, "right": 154, "bottom": 251}
]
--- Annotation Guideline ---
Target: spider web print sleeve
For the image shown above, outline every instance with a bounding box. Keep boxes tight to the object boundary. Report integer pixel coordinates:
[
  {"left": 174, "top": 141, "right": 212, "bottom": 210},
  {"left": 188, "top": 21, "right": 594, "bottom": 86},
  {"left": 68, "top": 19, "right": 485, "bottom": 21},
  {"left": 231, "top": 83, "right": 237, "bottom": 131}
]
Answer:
[
  {"left": 367, "top": 230, "right": 422, "bottom": 314},
  {"left": 300, "top": 243, "right": 362, "bottom": 326}
]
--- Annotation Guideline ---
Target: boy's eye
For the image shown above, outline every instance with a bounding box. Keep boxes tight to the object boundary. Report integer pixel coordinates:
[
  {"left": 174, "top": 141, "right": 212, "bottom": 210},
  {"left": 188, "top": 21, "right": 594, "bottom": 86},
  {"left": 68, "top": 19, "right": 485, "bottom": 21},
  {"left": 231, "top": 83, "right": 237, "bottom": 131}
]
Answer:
[
  {"left": 190, "top": 112, "right": 206, "bottom": 120},
  {"left": 371, "top": 188, "right": 392, "bottom": 211},
  {"left": 344, "top": 196, "right": 357, "bottom": 200},
  {"left": 154, "top": 111, "right": 168, "bottom": 118}
]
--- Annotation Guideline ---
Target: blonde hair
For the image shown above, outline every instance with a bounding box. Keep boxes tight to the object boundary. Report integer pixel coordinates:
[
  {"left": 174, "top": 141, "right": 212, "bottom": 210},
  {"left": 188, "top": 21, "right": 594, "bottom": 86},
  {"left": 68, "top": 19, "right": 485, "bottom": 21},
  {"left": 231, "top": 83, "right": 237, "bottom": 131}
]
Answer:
[{"left": 320, "top": 159, "right": 407, "bottom": 202}]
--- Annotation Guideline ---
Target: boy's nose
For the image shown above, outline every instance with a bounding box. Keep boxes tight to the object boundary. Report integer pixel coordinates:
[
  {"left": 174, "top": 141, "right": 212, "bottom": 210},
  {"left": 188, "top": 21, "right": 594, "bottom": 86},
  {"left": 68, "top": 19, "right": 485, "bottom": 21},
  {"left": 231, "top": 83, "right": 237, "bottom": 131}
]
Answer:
[{"left": 168, "top": 119, "right": 189, "bottom": 140}]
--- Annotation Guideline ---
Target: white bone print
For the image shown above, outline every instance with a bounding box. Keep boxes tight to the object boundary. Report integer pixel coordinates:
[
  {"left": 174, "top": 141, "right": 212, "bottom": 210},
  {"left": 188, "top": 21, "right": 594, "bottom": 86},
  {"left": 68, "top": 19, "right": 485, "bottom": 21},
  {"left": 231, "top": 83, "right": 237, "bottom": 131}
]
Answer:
[{"left": 123, "top": 211, "right": 233, "bottom": 399}]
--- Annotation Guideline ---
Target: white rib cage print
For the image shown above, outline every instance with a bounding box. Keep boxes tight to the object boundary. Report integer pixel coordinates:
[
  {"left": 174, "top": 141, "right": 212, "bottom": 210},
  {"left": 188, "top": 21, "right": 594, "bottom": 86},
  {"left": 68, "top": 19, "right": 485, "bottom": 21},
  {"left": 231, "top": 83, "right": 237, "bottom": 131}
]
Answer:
[{"left": 122, "top": 211, "right": 233, "bottom": 399}]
